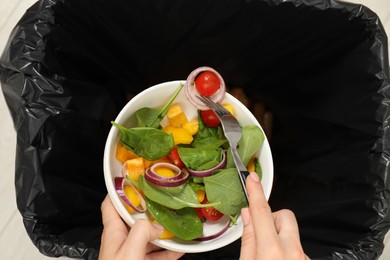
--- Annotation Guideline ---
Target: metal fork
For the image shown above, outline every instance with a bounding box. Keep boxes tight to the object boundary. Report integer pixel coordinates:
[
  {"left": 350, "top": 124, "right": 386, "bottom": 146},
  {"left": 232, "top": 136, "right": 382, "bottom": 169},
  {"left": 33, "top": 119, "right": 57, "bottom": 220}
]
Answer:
[{"left": 197, "top": 95, "right": 250, "bottom": 204}]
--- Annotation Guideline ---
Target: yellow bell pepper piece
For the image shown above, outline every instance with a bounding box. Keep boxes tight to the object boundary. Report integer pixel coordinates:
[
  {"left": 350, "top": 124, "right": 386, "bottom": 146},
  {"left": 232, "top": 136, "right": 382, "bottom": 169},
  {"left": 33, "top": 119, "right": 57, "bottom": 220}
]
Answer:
[
  {"left": 164, "top": 125, "right": 193, "bottom": 145},
  {"left": 154, "top": 166, "right": 176, "bottom": 177},
  {"left": 196, "top": 189, "right": 206, "bottom": 203},
  {"left": 222, "top": 104, "right": 235, "bottom": 115},
  {"left": 123, "top": 185, "right": 141, "bottom": 214},
  {"left": 182, "top": 119, "right": 199, "bottom": 136},
  {"left": 116, "top": 143, "right": 138, "bottom": 164},
  {"left": 126, "top": 157, "right": 145, "bottom": 182},
  {"left": 167, "top": 103, "right": 188, "bottom": 127},
  {"left": 247, "top": 156, "right": 256, "bottom": 172},
  {"left": 152, "top": 220, "right": 175, "bottom": 239},
  {"left": 144, "top": 156, "right": 171, "bottom": 169}
]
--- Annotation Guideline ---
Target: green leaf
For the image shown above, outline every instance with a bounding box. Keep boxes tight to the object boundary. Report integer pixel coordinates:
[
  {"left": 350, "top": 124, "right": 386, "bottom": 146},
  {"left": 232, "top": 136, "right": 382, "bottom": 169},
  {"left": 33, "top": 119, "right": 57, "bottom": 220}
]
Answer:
[
  {"left": 189, "top": 182, "right": 205, "bottom": 192},
  {"left": 226, "top": 125, "right": 264, "bottom": 168},
  {"left": 254, "top": 157, "right": 262, "bottom": 180},
  {"left": 138, "top": 176, "right": 199, "bottom": 209},
  {"left": 146, "top": 198, "right": 203, "bottom": 240},
  {"left": 112, "top": 123, "right": 174, "bottom": 161},
  {"left": 203, "top": 168, "right": 247, "bottom": 216},
  {"left": 178, "top": 147, "right": 222, "bottom": 171},
  {"left": 137, "top": 83, "right": 184, "bottom": 128},
  {"left": 136, "top": 107, "right": 160, "bottom": 128},
  {"left": 192, "top": 111, "right": 227, "bottom": 149}
]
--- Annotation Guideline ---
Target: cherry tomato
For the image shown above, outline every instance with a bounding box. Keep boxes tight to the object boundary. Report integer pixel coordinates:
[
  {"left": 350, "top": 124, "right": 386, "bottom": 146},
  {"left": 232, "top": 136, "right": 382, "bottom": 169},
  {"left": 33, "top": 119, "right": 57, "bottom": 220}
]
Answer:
[
  {"left": 195, "top": 71, "right": 220, "bottom": 97},
  {"left": 195, "top": 208, "right": 207, "bottom": 223},
  {"left": 200, "top": 109, "right": 220, "bottom": 127},
  {"left": 198, "top": 198, "right": 224, "bottom": 221},
  {"left": 168, "top": 148, "right": 185, "bottom": 169}
]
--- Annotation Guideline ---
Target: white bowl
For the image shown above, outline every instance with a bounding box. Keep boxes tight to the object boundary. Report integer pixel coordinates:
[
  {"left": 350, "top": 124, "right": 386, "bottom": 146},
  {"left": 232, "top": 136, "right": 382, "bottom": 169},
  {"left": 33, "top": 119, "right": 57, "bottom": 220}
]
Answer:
[{"left": 103, "top": 80, "right": 274, "bottom": 253}]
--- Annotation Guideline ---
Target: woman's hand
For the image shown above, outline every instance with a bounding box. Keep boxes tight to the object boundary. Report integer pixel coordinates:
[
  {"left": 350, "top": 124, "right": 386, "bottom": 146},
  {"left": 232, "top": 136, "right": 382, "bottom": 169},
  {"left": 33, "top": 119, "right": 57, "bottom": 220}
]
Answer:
[
  {"left": 99, "top": 195, "right": 184, "bottom": 260},
  {"left": 240, "top": 172, "right": 309, "bottom": 260}
]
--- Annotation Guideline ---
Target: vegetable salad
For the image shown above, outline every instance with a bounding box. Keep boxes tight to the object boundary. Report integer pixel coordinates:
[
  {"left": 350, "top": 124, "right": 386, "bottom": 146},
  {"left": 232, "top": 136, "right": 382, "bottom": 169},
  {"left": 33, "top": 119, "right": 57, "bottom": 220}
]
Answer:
[{"left": 112, "top": 67, "right": 264, "bottom": 241}]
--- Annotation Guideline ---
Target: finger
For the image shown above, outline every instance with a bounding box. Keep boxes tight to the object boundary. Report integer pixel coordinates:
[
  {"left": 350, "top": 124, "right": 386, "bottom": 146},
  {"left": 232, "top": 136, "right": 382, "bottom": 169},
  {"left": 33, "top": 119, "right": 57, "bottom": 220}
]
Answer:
[
  {"left": 99, "top": 195, "right": 128, "bottom": 259},
  {"left": 246, "top": 172, "right": 277, "bottom": 239},
  {"left": 146, "top": 243, "right": 163, "bottom": 254},
  {"left": 101, "top": 195, "right": 126, "bottom": 229},
  {"left": 273, "top": 209, "right": 300, "bottom": 240},
  {"left": 273, "top": 209, "right": 304, "bottom": 254},
  {"left": 144, "top": 234, "right": 185, "bottom": 260},
  {"left": 119, "top": 219, "right": 164, "bottom": 259},
  {"left": 145, "top": 250, "right": 185, "bottom": 260},
  {"left": 239, "top": 207, "right": 257, "bottom": 260}
]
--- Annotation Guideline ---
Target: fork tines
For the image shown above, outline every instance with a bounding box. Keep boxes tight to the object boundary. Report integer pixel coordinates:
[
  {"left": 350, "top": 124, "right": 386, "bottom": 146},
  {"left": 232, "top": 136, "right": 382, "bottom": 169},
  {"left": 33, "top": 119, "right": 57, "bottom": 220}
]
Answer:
[{"left": 196, "top": 95, "right": 229, "bottom": 116}]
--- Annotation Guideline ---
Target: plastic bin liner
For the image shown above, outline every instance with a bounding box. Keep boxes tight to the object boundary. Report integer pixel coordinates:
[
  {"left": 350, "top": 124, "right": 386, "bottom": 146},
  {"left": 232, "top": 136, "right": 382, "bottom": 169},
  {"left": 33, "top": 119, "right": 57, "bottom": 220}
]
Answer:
[{"left": 1, "top": 0, "right": 390, "bottom": 259}]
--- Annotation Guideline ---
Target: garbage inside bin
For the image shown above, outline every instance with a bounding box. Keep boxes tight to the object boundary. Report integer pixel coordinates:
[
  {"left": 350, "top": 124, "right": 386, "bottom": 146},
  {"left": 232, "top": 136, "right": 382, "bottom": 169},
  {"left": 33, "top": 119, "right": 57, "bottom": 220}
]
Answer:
[{"left": 1, "top": 0, "right": 389, "bottom": 259}]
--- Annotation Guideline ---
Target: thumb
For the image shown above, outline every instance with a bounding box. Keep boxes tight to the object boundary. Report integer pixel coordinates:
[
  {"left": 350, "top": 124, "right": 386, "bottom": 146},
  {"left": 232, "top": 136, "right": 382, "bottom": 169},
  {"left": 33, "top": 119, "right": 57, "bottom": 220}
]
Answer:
[
  {"left": 239, "top": 208, "right": 256, "bottom": 259},
  {"left": 99, "top": 195, "right": 129, "bottom": 259},
  {"left": 120, "top": 219, "right": 164, "bottom": 258}
]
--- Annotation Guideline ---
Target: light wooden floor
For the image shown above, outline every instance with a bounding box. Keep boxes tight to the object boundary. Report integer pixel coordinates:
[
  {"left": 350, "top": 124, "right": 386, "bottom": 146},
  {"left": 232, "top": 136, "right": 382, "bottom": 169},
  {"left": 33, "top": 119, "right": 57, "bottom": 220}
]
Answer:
[{"left": 1, "top": 0, "right": 390, "bottom": 259}]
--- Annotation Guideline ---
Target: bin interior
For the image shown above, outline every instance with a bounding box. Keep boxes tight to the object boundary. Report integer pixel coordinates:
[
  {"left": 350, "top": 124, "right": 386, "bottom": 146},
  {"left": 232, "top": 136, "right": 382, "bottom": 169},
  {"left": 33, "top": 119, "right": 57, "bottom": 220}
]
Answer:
[{"left": 1, "top": 0, "right": 389, "bottom": 259}]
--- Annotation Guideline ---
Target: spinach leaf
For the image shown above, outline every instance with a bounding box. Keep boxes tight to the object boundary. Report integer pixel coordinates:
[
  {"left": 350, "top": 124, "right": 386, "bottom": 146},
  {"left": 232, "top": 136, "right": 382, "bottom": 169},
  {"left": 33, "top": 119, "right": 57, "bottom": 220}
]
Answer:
[
  {"left": 226, "top": 125, "right": 264, "bottom": 168},
  {"left": 136, "top": 83, "right": 184, "bottom": 128},
  {"left": 192, "top": 176, "right": 204, "bottom": 184},
  {"left": 254, "top": 157, "right": 262, "bottom": 180},
  {"left": 146, "top": 198, "right": 203, "bottom": 240},
  {"left": 138, "top": 176, "right": 200, "bottom": 209},
  {"left": 192, "top": 111, "right": 227, "bottom": 149},
  {"left": 178, "top": 147, "right": 222, "bottom": 171},
  {"left": 112, "top": 123, "right": 174, "bottom": 161},
  {"left": 203, "top": 168, "right": 247, "bottom": 216},
  {"left": 136, "top": 107, "right": 160, "bottom": 128},
  {"left": 189, "top": 183, "right": 205, "bottom": 193}
]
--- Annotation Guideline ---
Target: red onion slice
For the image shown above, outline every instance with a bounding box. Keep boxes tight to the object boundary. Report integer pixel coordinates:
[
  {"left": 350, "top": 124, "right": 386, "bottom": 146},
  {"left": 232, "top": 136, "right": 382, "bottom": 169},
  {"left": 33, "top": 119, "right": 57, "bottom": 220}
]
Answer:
[
  {"left": 115, "top": 177, "right": 147, "bottom": 213},
  {"left": 187, "top": 151, "right": 227, "bottom": 177},
  {"left": 185, "top": 66, "right": 226, "bottom": 110},
  {"left": 121, "top": 161, "right": 128, "bottom": 178},
  {"left": 194, "top": 216, "right": 231, "bottom": 241},
  {"left": 145, "top": 162, "right": 189, "bottom": 187}
]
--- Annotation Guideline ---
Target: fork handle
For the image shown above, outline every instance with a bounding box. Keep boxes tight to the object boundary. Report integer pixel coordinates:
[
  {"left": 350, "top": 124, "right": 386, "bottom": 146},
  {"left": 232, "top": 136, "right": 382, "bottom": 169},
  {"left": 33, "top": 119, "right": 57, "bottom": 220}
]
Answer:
[
  {"left": 230, "top": 147, "right": 250, "bottom": 205},
  {"left": 238, "top": 170, "right": 250, "bottom": 205}
]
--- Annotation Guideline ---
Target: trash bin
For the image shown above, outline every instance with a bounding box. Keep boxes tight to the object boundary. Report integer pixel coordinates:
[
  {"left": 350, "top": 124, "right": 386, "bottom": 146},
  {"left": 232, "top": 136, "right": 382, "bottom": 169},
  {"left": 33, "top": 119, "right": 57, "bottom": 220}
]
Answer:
[{"left": 1, "top": 0, "right": 389, "bottom": 259}]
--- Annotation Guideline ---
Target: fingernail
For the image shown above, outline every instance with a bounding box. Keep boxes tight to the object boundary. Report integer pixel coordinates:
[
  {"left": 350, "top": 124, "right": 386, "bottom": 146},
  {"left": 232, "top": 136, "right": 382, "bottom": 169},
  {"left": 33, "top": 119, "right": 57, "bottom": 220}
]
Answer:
[
  {"left": 249, "top": 172, "right": 260, "bottom": 182},
  {"left": 241, "top": 208, "right": 251, "bottom": 226}
]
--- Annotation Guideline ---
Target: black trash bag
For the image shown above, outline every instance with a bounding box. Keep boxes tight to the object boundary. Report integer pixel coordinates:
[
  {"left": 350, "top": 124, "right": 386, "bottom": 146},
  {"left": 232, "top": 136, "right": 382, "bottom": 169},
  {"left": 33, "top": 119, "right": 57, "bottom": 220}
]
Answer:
[{"left": 1, "top": 0, "right": 390, "bottom": 259}]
